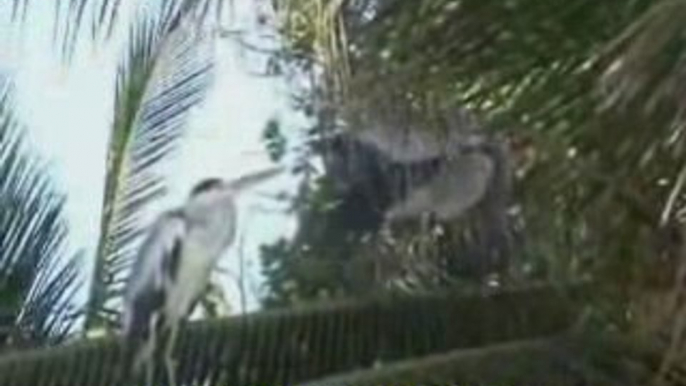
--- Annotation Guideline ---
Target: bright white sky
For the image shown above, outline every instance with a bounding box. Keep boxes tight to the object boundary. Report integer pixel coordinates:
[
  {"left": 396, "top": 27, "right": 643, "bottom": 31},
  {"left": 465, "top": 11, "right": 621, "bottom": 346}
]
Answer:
[{"left": 0, "top": 1, "right": 304, "bottom": 314}]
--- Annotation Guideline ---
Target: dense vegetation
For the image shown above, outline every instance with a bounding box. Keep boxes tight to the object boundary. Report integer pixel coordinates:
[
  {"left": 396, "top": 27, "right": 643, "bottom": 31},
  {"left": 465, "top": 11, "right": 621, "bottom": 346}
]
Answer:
[
  {"left": 1, "top": 0, "right": 686, "bottom": 384},
  {"left": 261, "top": 0, "right": 684, "bottom": 315},
  {"left": 259, "top": 0, "right": 686, "bottom": 381}
]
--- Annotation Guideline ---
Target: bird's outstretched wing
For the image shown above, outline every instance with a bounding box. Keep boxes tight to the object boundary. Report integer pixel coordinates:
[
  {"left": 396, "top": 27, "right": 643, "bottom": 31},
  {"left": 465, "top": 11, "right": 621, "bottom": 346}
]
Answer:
[{"left": 122, "top": 210, "right": 187, "bottom": 349}]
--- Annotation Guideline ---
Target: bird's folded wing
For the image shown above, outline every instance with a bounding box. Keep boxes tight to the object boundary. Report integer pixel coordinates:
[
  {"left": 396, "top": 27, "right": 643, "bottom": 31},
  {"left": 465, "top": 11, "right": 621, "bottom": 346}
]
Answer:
[{"left": 122, "top": 210, "right": 187, "bottom": 336}]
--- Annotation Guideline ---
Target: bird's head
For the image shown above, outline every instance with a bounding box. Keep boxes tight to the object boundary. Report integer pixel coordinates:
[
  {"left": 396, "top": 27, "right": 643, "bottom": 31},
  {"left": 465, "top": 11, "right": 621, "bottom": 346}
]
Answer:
[
  {"left": 188, "top": 166, "right": 284, "bottom": 200},
  {"left": 189, "top": 178, "right": 226, "bottom": 198}
]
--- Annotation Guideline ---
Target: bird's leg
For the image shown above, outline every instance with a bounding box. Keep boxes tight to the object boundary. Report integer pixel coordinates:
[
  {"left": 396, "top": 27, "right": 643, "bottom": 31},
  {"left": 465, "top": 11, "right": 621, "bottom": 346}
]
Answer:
[
  {"left": 146, "top": 313, "right": 160, "bottom": 386},
  {"left": 145, "top": 361, "right": 154, "bottom": 386},
  {"left": 164, "top": 323, "right": 179, "bottom": 386}
]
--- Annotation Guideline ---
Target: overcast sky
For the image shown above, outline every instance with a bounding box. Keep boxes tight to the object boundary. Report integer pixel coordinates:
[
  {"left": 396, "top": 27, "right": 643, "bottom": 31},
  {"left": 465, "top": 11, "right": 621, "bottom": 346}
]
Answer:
[{"left": 0, "top": 0, "right": 303, "bottom": 314}]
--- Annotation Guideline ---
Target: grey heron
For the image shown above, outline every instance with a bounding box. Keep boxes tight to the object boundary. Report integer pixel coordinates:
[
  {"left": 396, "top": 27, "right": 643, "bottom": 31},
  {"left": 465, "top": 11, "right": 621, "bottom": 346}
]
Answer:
[{"left": 121, "top": 166, "right": 283, "bottom": 384}]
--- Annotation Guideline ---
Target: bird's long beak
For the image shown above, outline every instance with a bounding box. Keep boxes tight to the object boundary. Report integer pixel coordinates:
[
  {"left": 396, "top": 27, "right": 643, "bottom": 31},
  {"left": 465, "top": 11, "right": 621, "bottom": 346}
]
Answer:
[{"left": 224, "top": 166, "right": 285, "bottom": 192}]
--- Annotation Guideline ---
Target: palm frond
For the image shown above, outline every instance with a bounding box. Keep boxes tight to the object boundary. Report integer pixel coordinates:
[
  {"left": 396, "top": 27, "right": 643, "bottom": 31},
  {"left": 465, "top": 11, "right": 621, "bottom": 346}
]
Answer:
[
  {"left": 56, "top": 0, "right": 225, "bottom": 59},
  {"left": 85, "top": 3, "right": 215, "bottom": 328},
  {"left": 15, "top": 253, "right": 82, "bottom": 346},
  {"left": 7, "top": 0, "right": 29, "bottom": 21},
  {"left": 0, "top": 78, "right": 81, "bottom": 348},
  {"left": 597, "top": 0, "right": 686, "bottom": 228},
  {"left": 599, "top": 0, "right": 686, "bottom": 115}
]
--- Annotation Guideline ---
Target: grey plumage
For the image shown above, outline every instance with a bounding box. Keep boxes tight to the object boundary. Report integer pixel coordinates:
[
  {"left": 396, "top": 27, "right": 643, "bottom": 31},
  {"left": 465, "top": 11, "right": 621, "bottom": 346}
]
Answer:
[
  {"left": 122, "top": 210, "right": 186, "bottom": 348},
  {"left": 121, "top": 166, "right": 283, "bottom": 383}
]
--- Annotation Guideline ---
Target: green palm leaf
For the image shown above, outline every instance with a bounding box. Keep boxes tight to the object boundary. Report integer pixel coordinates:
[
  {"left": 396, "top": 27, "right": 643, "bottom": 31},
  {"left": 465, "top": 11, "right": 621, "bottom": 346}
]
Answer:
[
  {"left": 85, "top": 4, "right": 215, "bottom": 328},
  {"left": 57, "top": 0, "right": 225, "bottom": 59},
  {"left": 0, "top": 77, "right": 81, "bottom": 348}
]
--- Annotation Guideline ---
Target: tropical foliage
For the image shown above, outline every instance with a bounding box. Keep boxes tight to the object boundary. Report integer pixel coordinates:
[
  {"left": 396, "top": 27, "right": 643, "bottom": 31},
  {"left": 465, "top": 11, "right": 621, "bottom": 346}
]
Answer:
[
  {"left": 256, "top": 0, "right": 686, "bottom": 381},
  {"left": 3, "top": 0, "right": 686, "bottom": 384},
  {"left": 0, "top": 77, "right": 80, "bottom": 349},
  {"left": 262, "top": 0, "right": 682, "bottom": 306},
  {"left": 86, "top": 1, "right": 216, "bottom": 328}
]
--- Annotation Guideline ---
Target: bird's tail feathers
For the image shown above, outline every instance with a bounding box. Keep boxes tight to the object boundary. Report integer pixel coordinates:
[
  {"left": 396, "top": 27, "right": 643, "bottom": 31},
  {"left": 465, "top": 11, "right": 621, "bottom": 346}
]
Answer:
[{"left": 227, "top": 166, "right": 284, "bottom": 192}]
